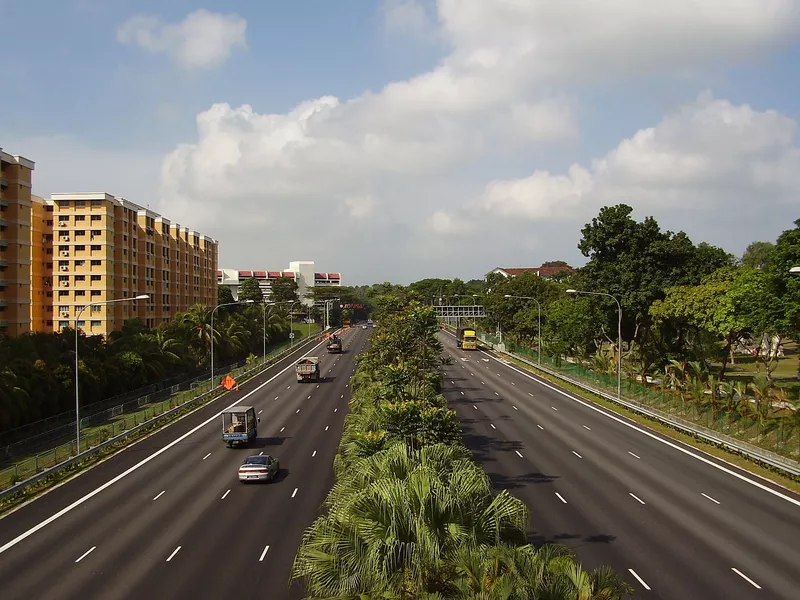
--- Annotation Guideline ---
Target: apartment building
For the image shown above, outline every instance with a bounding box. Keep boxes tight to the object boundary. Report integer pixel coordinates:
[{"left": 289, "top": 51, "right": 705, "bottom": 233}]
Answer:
[
  {"left": 33, "top": 192, "right": 218, "bottom": 336},
  {"left": 218, "top": 261, "right": 341, "bottom": 307},
  {"left": 0, "top": 148, "right": 35, "bottom": 336}
]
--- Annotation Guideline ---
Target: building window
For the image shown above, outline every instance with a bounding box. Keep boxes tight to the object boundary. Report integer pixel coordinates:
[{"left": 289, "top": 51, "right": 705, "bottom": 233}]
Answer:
[
  {"left": 77, "top": 320, "right": 85, "bottom": 327},
  {"left": 91, "top": 199, "right": 102, "bottom": 206},
  {"left": 75, "top": 245, "right": 85, "bottom": 251},
  {"left": 91, "top": 215, "right": 101, "bottom": 221},
  {"left": 59, "top": 321, "right": 69, "bottom": 328},
  {"left": 91, "top": 275, "right": 101, "bottom": 281},
  {"left": 75, "top": 275, "right": 86, "bottom": 281},
  {"left": 75, "top": 200, "right": 85, "bottom": 207},
  {"left": 91, "top": 320, "right": 101, "bottom": 327},
  {"left": 75, "top": 290, "right": 86, "bottom": 296},
  {"left": 91, "top": 290, "right": 101, "bottom": 296},
  {"left": 91, "top": 260, "right": 101, "bottom": 266},
  {"left": 75, "top": 215, "right": 85, "bottom": 221},
  {"left": 91, "top": 245, "right": 101, "bottom": 251},
  {"left": 75, "top": 230, "right": 86, "bottom": 236}
]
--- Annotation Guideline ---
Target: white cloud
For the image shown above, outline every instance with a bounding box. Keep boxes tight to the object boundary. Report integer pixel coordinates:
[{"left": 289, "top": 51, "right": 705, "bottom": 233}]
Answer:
[
  {"left": 460, "top": 92, "right": 800, "bottom": 231},
  {"left": 117, "top": 9, "right": 246, "bottom": 70},
  {"left": 149, "top": 1, "right": 800, "bottom": 282},
  {"left": 383, "top": 0, "right": 439, "bottom": 40}
]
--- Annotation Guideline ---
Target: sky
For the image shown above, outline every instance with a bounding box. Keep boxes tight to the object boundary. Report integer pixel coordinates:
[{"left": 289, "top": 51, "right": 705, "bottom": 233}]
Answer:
[{"left": 2, "top": 0, "right": 800, "bottom": 285}]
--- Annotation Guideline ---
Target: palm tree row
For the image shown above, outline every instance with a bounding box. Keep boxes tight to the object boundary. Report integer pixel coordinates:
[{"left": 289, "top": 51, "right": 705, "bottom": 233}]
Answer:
[
  {"left": 291, "top": 296, "right": 632, "bottom": 599},
  {"left": 0, "top": 301, "right": 293, "bottom": 433}
]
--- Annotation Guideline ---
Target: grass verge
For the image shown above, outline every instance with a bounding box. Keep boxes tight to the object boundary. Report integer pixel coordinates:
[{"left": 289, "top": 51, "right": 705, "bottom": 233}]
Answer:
[{"left": 496, "top": 350, "right": 800, "bottom": 496}]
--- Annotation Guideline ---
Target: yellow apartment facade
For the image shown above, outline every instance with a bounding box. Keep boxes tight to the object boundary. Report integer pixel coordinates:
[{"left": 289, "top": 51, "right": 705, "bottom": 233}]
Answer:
[
  {"left": 0, "top": 148, "right": 35, "bottom": 336},
  {"left": 34, "top": 192, "right": 218, "bottom": 337}
]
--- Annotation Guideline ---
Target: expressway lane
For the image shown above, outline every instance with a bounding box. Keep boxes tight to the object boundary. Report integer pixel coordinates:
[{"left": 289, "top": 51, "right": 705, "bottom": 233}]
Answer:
[
  {"left": 440, "top": 331, "right": 800, "bottom": 599},
  {"left": 0, "top": 327, "right": 370, "bottom": 600}
]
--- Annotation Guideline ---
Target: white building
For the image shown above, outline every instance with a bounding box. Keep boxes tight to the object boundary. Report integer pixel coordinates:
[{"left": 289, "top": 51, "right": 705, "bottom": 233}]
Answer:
[{"left": 217, "top": 261, "right": 341, "bottom": 307}]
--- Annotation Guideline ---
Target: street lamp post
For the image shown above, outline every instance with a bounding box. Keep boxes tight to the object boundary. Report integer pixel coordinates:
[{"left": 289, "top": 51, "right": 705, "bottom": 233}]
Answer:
[
  {"left": 289, "top": 301, "right": 297, "bottom": 348},
  {"left": 211, "top": 299, "right": 254, "bottom": 387},
  {"left": 504, "top": 294, "right": 541, "bottom": 365},
  {"left": 566, "top": 289, "right": 623, "bottom": 400},
  {"left": 75, "top": 294, "right": 149, "bottom": 454}
]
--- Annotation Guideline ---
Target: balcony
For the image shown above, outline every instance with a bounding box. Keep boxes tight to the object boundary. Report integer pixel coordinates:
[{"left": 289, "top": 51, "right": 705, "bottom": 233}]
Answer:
[
  {"left": 0, "top": 177, "right": 8, "bottom": 187},
  {"left": 0, "top": 320, "right": 8, "bottom": 329},
  {"left": 0, "top": 279, "right": 7, "bottom": 288},
  {"left": 0, "top": 218, "right": 7, "bottom": 227},
  {"left": 0, "top": 240, "right": 7, "bottom": 247},
  {"left": 0, "top": 300, "right": 7, "bottom": 308},
  {"left": 0, "top": 259, "right": 6, "bottom": 268}
]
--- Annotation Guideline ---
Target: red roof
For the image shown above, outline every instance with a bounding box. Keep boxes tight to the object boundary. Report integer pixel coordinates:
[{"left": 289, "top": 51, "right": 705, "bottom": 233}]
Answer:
[
  {"left": 283, "top": 271, "right": 295, "bottom": 277},
  {"left": 216, "top": 270, "right": 222, "bottom": 277},
  {"left": 315, "top": 272, "right": 328, "bottom": 279},
  {"left": 239, "top": 270, "right": 252, "bottom": 277},
  {"left": 329, "top": 273, "right": 340, "bottom": 279},
  {"left": 253, "top": 271, "right": 266, "bottom": 278},
  {"left": 267, "top": 271, "right": 281, "bottom": 278}
]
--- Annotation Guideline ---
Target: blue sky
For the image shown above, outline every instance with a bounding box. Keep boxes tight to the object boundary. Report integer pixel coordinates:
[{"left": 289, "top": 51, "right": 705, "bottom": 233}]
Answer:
[{"left": 3, "top": 1, "right": 800, "bottom": 283}]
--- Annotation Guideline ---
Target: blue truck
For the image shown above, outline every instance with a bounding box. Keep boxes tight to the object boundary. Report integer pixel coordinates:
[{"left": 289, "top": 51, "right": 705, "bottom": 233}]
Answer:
[{"left": 222, "top": 405, "right": 259, "bottom": 448}]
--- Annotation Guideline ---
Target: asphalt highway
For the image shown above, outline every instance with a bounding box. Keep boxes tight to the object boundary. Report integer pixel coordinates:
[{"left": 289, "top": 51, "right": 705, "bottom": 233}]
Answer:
[
  {"left": 0, "top": 326, "right": 372, "bottom": 600},
  {"left": 440, "top": 331, "right": 800, "bottom": 600}
]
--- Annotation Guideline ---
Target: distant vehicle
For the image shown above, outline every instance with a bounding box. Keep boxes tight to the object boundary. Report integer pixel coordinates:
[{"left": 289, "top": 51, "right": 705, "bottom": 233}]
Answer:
[
  {"left": 342, "top": 319, "right": 351, "bottom": 328},
  {"left": 222, "top": 406, "right": 259, "bottom": 448},
  {"left": 367, "top": 319, "right": 373, "bottom": 325},
  {"left": 238, "top": 455, "right": 279, "bottom": 483},
  {"left": 457, "top": 327, "right": 478, "bottom": 350},
  {"left": 327, "top": 335, "right": 343, "bottom": 354},
  {"left": 362, "top": 324, "right": 367, "bottom": 329},
  {"left": 296, "top": 356, "right": 321, "bottom": 383}
]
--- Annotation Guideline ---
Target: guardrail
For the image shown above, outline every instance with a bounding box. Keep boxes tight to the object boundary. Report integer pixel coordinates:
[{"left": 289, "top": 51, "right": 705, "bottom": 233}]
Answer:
[
  {"left": 0, "top": 329, "right": 337, "bottom": 501},
  {"left": 442, "top": 325, "right": 800, "bottom": 479}
]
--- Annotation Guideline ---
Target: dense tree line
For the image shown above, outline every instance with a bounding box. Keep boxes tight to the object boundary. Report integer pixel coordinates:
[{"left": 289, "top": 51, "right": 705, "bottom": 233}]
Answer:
[
  {"left": 291, "top": 295, "right": 631, "bottom": 599},
  {"left": 0, "top": 297, "right": 299, "bottom": 433}
]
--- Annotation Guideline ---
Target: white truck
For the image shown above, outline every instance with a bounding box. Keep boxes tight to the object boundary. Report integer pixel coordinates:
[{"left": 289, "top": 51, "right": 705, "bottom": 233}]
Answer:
[{"left": 296, "top": 356, "right": 321, "bottom": 383}]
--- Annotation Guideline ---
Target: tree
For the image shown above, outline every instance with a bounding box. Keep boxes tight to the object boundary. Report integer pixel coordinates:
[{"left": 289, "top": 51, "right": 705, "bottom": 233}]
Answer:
[
  {"left": 237, "top": 277, "right": 264, "bottom": 304},
  {"left": 741, "top": 241, "right": 775, "bottom": 270},
  {"left": 578, "top": 204, "right": 731, "bottom": 377},
  {"left": 650, "top": 267, "right": 749, "bottom": 379},
  {"left": 217, "top": 284, "right": 234, "bottom": 306},
  {"left": 269, "top": 276, "right": 299, "bottom": 303},
  {"left": 541, "top": 260, "right": 570, "bottom": 267}
]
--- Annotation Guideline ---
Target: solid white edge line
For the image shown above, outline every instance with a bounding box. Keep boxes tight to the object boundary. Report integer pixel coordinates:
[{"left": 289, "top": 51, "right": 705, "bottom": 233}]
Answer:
[
  {"left": 702, "top": 492, "right": 721, "bottom": 505},
  {"left": 483, "top": 350, "right": 800, "bottom": 508},
  {"left": 259, "top": 544, "right": 270, "bottom": 562},
  {"left": 629, "top": 493, "right": 646, "bottom": 505},
  {"left": 75, "top": 546, "right": 96, "bottom": 563},
  {"left": 166, "top": 546, "right": 181, "bottom": 562},
  {"left": 628, "top": 569, "right": 651, "bottom": 590},
  {"left": 291, "top": 488, "right": 298, "bottom": 498},
  {"left": 153, "top": 490, "right": 165, "bottom": 501},
  {"left": 555, "top": 492, "right": 567, "bottom": 504},
  {"left": 0, "top": 335, "right": 333, "bottom": 556},
  {"left": 731, "top": 567, "right": 761, "bottom": 589},
  {"left": 221, "top": 489, "right": 230, "bottom": 499},
  {"left": 515, "top": 450, "right": 523, "bottom": 458}
]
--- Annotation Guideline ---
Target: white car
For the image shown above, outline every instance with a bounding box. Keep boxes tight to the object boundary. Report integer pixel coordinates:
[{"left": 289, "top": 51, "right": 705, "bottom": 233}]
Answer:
[
  {"left": 238, "top": 455, "right": 279, "bottom": 483},
  {"left": 362, "top": 324, "right": 367, "bottom": 329}
]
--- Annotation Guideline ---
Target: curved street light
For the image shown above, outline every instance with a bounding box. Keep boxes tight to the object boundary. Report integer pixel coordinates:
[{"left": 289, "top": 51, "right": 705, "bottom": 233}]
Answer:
[
  {"left": 211, "top": 299, "right": 254, "bottom": 386},
  {"left": 504, "top": 294, "right": 541, "bottom": 365},
  {"left": 75, "top": 294, "right": 149, "bottom": 453},
  {"left": 566, "top": 289, "right": 623, "bottom": 401}
]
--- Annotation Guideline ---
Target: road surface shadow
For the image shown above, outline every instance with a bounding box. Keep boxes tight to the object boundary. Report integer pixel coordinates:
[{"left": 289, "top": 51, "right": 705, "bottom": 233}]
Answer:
[
  {"left": 462, "top": 433, "right": 524, "bottom": 461},
  {"left": 489, "top": 471, "right": 559, "bottom": 489},
  {"left": 256, "top": 436, "right": 286, "bottom": 448}
]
